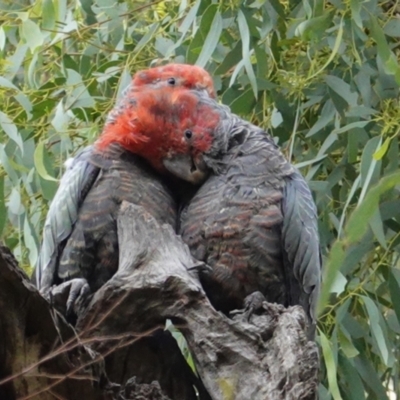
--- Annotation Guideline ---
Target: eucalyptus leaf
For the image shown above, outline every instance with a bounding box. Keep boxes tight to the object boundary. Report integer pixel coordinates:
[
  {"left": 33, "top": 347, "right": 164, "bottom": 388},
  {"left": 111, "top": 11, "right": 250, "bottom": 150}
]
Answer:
[
  {"left": 0, "top": 178, "right": 6, "bottom": 236},
  {"left": 237, "top": 10, "right": 258, "bottom": 97},
  {"left": 320, "top": 330, "right": 342, "bottom": 400},
  {"left": 388, "top": 269, "right": 400, "bottom": 324},
  {"left": 24, "top": 214, "right": 38, "bottom": 267},
  {"left": 0, "top": 27, "right": 5, "bottom": 51},
  {"left": 34, "top": 142, "right": 58, "bottom": 182},
  {"left": 0, "top": 111, "right": 24, "bottom": 152},
  {"left": 196, "top": 11, "right": 222, "bottom": 68},
  {"left": 187, "top": 4, "right": 217, "bottom": 64},
  {"left": 361, "top": 296, "right": 390, "bottom": 365}
]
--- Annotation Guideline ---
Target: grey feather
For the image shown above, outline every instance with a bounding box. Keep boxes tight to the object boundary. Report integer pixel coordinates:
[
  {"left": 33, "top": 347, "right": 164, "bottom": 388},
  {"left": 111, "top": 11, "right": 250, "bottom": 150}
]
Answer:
[
  {"left": 281, "top": 170, "right": 321, "bottom": 324},
  {"left": 36, "top": 145, "right": 100, "bottom": 292}
]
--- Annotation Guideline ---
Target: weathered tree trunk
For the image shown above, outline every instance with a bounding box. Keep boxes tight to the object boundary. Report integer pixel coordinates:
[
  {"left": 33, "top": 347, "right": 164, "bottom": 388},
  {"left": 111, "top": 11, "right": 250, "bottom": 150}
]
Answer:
[
  {"left": 0, "top": 244, "right": 108, "bottom": 400},
  {"left": 77, "top": 202, "right": 320, "bottom": 400},
  {"left": 0, "top": 202, "right": 319, "bottom": 400},
  {"left": 0, "top": 246, "right": 199, "bottom": 400}
]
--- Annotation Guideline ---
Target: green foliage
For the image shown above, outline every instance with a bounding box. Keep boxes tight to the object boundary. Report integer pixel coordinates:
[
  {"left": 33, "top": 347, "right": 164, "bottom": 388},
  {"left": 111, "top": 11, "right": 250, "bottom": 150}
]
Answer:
[{"left": 0, "top": 0, "right": 399, "bottom": 398}]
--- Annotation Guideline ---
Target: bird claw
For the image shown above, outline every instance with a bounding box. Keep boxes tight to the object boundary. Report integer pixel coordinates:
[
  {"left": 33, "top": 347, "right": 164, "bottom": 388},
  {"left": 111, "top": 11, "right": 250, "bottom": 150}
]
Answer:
[
  {"left": 187, "top": 260, "right": 212, "bottom": 274},
  {"left": 230, "top": 291, "right": 267, "bottom": 322},
  {"left": 46, "top": 278, "right": 91, "bottom": 323},
  {"left": 66, "top": 278, "right": 91, "bottom": 318}
]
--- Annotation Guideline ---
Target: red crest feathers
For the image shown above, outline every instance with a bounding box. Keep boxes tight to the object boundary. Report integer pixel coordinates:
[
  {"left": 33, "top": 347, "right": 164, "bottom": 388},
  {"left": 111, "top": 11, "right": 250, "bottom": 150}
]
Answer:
[
  {"left": 133, "top": 64, "right": 216, "bottom": 98},
  {"left": 95, "top": 87, "right": 220, "bottom": 172}
]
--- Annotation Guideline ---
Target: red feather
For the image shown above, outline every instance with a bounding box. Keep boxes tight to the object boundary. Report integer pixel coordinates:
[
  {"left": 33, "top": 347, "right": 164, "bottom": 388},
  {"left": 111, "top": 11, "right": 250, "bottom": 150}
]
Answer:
[
  {"left": 96, "top": 87, "right": 220, "bottom": 172},
  {"left": 133, "top": 64, "right": 216, "bottom": 98}
]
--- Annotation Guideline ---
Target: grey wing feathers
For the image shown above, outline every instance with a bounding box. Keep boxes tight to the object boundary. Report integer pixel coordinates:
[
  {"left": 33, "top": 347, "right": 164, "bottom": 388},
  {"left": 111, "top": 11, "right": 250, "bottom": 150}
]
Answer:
[
  {"left": 281, "top": 169, "right": 321, "bottom": 324},
  {"left": 36, "top": 146, "right": 100, "bottom": 292}
]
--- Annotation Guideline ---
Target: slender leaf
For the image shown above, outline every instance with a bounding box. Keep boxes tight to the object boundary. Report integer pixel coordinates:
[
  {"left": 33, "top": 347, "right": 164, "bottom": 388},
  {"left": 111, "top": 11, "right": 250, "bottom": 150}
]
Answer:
[
  {"left": 196, "top": 11, "right": 222, "bottom": 67},
  {"left": 34, "top": 142, "right": 57, "bottom": 182},
  {"left": 0, "top": 177, "right": 6, "bottom": 236},
  {"left": 0, "top": 112, "right": 24, "bottom": 152},
  {"left": 361, "top": 296, "right": 389, "bottom": 365},
  {"left": 237, "top": 10, "right": 257, "bottom": 97},
  {"left": 320, "top": 330, "right": 342, "bottom": 400}
]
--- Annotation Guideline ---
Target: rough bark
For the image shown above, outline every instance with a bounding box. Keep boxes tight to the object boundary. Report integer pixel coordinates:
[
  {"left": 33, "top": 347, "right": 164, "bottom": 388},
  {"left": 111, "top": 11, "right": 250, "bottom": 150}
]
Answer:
[
  {"left": 0, "top": 244, "right": 109, "bottom": 400},
  {"left": 77, "top": 202, "right": 319, "bottom": 400},
  {"left": 0, "top": 252, "right": 205, "bottom": 400},
  {"left": 0, "top": 201, "right": 319, "bottom": 400}
]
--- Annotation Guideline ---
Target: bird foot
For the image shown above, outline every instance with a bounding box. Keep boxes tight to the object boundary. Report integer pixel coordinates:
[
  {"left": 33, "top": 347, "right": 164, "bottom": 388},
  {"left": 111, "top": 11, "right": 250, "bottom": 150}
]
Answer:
[
  {"left": 230, "top": 291, "right": 267, "bottom": 322},
  {"left": 47, "top": 278, "right": 91, "bottom": 323},
  {"left": 187, "top": 260, "right": 212, "bottom": 277}
]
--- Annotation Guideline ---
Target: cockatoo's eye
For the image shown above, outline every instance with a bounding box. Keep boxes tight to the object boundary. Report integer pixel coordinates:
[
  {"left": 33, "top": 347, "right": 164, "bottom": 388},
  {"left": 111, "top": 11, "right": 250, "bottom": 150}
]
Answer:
[
  {"left": 184, "top": 129, "right": 193, "bottom": 139},
  {"left": 167, "top": 77, "right": 176, "bottom": 86}
]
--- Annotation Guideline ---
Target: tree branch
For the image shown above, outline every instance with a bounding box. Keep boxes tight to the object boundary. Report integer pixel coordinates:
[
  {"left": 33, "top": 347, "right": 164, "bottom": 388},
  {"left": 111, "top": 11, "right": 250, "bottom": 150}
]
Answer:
[{"left": 77, "top": 202, "right": 319, "bottom": 400}]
